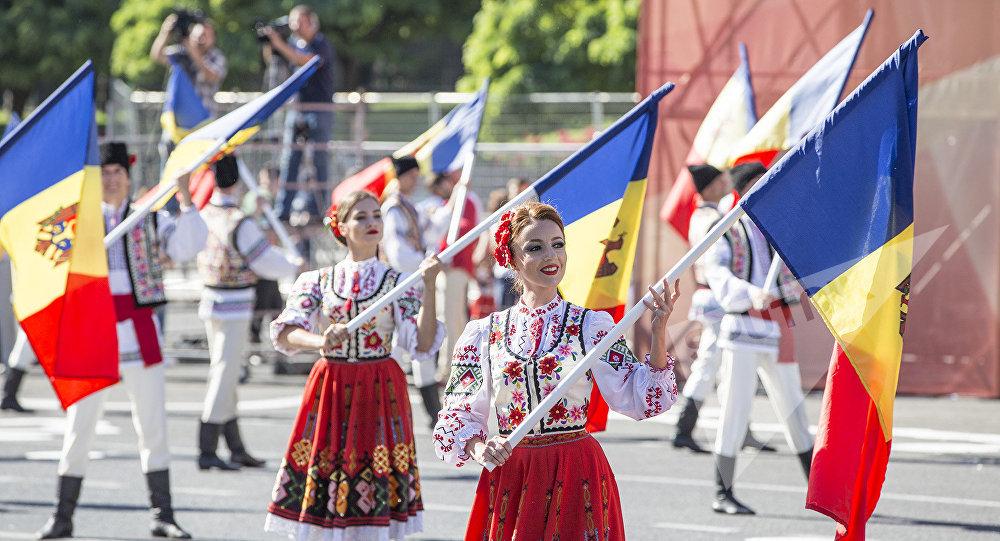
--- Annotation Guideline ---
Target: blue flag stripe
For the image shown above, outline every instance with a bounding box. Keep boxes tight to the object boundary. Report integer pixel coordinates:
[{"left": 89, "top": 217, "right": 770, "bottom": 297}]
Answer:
[{"left": 741, "top": 31, "right": 925, "bottom": 295}]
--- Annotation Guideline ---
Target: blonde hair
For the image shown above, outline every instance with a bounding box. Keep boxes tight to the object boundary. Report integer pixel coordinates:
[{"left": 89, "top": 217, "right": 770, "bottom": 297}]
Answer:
[
  {"left": 503, "top": 201, "right": 565, "bottom": 294},
  {"left": 325, "top": 190, "right": 379, "bottom": 246}
]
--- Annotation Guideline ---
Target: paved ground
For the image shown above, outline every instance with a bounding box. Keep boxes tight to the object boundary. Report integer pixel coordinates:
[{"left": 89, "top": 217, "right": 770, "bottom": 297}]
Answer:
[{"left": 1, "top": 301, "right": 998, "bottom": 540}]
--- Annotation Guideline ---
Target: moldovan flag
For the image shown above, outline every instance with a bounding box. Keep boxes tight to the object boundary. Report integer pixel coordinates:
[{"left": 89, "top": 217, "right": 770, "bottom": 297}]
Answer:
[
  {"left": 161, "top": 56, "right": 210, "bottom": 144},
  {"left": 140, "top": 56, "right": 321, "bottom": 210},
  {"left": 740, "top": 30, "right": 926, "bottom": 540},
  {"left": 660, "top": 43, "right": 756, "bottom": 239},
  {"left": 728, "top": 9, "right": 873, "bottom": 167},
  {"left": 0, "top": 62, "right": 119, "bottom": 408},
  {"left": 527, "top": 83, "right": 672, "bottom": 432},
  {"left": 333, "top": 79, "right": 489, "bottom": 202}
]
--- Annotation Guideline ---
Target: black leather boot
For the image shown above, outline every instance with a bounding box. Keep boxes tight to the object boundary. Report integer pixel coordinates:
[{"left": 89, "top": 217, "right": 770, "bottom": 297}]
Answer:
[
  {"left": 146, "top": 470, "right": 191, "bottom": 539},
  {"left": 671, "top": 398, "right": 708, "bottom": 453},
  {"left": 198, "top": 421, "right": 239, "bottom": 471},
  {"left": 418, "top": 384, "right": 442, "bottom": 429},
  {"left": 742, "top": 428, "right": 777, "bottom": 452},
  {"left": 712, "top": 454, "right": 755, "bottom": 515},
  {"left": 222, "top": 418, "right": 265, "bottom": 468},
  {"left": 798, "top": 448, "right": 814, "bottom": 480},
  {"left": 37, "top": 475, "right": 82, "bottom": 539},
  {"left": 2, "top": 367, "right": 33, "bottom": 413}
]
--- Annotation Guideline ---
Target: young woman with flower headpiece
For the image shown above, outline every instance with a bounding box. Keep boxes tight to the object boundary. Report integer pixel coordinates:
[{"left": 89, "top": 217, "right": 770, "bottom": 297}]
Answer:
[
  {"left": 433, "top": 201, "right": 681, "bottom": 539},
  {"left": 265, "top": 190, "right": 444, "bottom": 540}
]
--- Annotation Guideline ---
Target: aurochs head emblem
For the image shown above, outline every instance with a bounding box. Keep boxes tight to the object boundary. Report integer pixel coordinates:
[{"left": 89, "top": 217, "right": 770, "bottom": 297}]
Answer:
[
  {"left": 896, "top": 274, "right": 911, "bottom": 336},
  {"left": 35, "top": 204, "right": 79, "bottom": 266}
]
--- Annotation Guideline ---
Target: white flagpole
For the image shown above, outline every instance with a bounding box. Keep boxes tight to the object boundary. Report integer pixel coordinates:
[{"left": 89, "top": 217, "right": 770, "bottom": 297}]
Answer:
[
  {"left": 764, "top": 254, "right": 783, "bottom": 295},
  {"left": 445, "top": 155, "right": 475, "bottom": 245},
  {"left": 103, "top": 141, "right": 225, "bottom": 247},
  {"left": 236, "top": 158, "right": 301, "bottom": 260},
  {"left": 479, "top": 202, "right": 748, "bottom": 470}
]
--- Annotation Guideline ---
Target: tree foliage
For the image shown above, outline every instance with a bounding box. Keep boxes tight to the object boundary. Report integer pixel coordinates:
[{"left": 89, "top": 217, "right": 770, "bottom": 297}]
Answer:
[
  {"left": 109, "top": 0, "right": 478, "bottom": 92},
  {"left": 459, "top": 0, "right": 639, "bottom": 96},
  {"left": 0, "top": 0, "right": 119, "bottom": 112}
]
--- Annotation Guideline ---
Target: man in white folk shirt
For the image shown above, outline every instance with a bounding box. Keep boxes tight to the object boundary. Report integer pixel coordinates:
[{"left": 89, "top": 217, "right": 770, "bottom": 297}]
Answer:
[
  {"left": 702, "top": 162, "right": 814, "bottom": 516},
  {"left": 381, "top": 155, "right": 442, "bottom": 425},
  {"left": 195, "top": 155, "right": 301, "bottom": 470},
  {"left": 38, "top": 142, "right": 208, "bottom": 539}
]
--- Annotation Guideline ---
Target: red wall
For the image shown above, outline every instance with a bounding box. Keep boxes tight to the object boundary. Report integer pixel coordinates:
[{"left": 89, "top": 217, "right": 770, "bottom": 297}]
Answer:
[{"left": 636, "top": 0, "right": 1000, "bottom": 396}]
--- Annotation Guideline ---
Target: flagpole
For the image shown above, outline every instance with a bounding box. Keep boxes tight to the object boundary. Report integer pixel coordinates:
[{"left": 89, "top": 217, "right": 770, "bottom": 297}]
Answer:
[
  {"left": 103, "top": 141, "right": 225, "bottom": 247},
  {"left": 236, "top": 158, "right": 302, "bottom": 260},
  {"left": 764, "top": 254, "right": 783, "bottom": 294},
  {"left": 444, "top": 157, "right": 475, "bottom": 245},
  {"left": 342, "top": 186, "right": 536, "bottom": 334},
  {"left": 479, "top": 202, "right": 748, "bottom": 470}
]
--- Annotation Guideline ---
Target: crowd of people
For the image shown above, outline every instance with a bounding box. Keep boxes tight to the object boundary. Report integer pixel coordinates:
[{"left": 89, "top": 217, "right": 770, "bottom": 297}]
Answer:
[{"left": 0, "top": 4, "right": 820, "bottom": 539}]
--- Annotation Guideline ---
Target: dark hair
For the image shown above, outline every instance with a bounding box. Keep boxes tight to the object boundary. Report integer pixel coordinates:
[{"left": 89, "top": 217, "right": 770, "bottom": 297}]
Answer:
[{"left": 325, "top": 190, "right": 380, "bottom": 246}]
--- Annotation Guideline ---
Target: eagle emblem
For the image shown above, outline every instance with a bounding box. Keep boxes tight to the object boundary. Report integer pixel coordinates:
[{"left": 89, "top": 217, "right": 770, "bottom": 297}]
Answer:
[
  {"left": 896, "top": 274, "right": 911, "bottom": 336},
  {"left": 35, "top": 204, "right": 79, "bottom": 266}
]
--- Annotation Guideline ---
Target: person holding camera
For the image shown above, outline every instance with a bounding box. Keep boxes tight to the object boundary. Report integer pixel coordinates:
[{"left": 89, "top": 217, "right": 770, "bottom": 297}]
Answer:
[
  {"left": 151, "top": 12, "right": 228, "bottom": 117},
  {"left": 261, "top": 4, "right": 337, "bottom": 223}
]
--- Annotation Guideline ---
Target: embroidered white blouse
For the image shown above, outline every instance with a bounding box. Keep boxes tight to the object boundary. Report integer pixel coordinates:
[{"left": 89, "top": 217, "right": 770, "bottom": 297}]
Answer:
[
  {"left": 269, "top": 257, "right": 444, "bottom": 364},
  {"left": 433, "top": 296, "right": 678, "bottom": 467}
]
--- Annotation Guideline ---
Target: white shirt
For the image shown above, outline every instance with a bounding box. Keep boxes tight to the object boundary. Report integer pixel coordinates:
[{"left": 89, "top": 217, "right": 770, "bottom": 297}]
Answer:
[{"left": 381, "top": 193, "right": 426, "bottom": 273}]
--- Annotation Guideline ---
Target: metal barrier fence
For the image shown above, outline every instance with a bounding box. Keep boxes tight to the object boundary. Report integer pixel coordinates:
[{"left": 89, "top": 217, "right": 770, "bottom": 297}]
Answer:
[{"left": 104, "top": 82, "right": 639, "bottom": 266}]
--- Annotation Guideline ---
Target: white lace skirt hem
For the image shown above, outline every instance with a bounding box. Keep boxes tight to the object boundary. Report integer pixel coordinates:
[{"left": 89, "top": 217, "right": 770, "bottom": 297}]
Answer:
[{"left": 264, "top": 512, "right": 424, "bottom": 541}]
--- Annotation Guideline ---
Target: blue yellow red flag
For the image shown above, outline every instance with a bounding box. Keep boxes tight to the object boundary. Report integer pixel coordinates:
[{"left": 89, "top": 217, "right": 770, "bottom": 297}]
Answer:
[
  {"left": 728, "top": 9, "right": 873, "bottom": 167},
  {"left": 0, "top": 62, "right": 119, "bottom": 409},
  {"left": 740, "top": 30, "right": 926, "bottom": 540},
  {"left": 334, "top": 79, "right": 489, "bottom": 202},
  {"left": 161, "top": 57, "right": 210, "bottom": 144},
  {"left": 661, "top": 42, "right": 756, "bottom": 239},
  {"left": 141, "top": 56, "right": 321, "bottom": 210},
  {"left": 525, "top": 82, "right": 672, "bottom": 431}
]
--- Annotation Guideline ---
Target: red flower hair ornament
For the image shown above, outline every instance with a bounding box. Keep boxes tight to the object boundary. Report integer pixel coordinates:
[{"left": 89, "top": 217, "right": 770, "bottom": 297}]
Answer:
[{"left": 493, "top": 211, "right": 514, "bottom": 267}]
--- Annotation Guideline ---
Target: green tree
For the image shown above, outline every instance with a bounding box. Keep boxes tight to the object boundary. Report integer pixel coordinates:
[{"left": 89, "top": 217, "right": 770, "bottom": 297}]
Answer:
[
  {"left": 0, "top": 0, "right": 119, "bottom": 113},
  {"left": 459, "top": 0, "right": 639, "bottom": 96},
  {"left": 109, "top": 0, "right": 478, "bottom": 91}
]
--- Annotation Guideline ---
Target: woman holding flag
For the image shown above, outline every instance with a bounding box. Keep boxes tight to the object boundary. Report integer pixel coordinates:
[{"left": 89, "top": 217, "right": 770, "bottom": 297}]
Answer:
[
  {"left": 265, "top": 190, "right": 444, "bottom": 540},
  {"left": 433, "top": 201, "right": 680, "bottom": 539}
]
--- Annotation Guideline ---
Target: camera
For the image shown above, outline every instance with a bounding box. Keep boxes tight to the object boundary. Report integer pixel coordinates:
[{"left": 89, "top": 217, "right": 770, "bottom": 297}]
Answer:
[
  {"left": 171, "top": 8, "right": 205, "bottom": 38},
  {"left": 254, "top": 16, "right": 292, "bottom": 44}
]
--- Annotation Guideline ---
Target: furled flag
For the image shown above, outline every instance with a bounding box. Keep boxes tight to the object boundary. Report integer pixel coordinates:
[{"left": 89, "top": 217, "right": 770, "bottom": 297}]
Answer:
[
  {"left": 740, "top": 30, "right": 926, "bottom": 540},
  {"left": 139, "top": 56, "right": 320, "bottom": 211},
  {"left": 160, "top": 56, "right": 210, "bottom": 144},
  {"left": 332, "top": 78, "right": 489, "bottom": 202},
  {"left": 525, "top": 83, "right": 672, "bottom": 432},
  {"left": 660, "top": 43, "right": 756, "bottom": 240},
  {"left": 0, "top": 62, "right": 119, "bottom": 408},
  {"left": 728, "top": 9, "right": 873, "bottom": 167}
]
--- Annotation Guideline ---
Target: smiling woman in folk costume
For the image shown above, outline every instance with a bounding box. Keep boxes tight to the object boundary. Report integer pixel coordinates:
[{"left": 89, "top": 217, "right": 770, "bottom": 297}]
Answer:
[
  {"left": 433, "top": 201, "right": 681, "bottom": 540},
  {"left": 266, "top": 190, "right": 444, "bottom": 540}
]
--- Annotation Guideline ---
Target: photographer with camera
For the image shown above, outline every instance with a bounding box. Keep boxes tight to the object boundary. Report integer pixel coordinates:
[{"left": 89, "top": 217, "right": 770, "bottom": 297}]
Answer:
[
  {"left": 261, "top": 4, "right": 336, "bottom": 223},
  {"left": 151, "top": 10, "right": 228, "bottom": 117}
]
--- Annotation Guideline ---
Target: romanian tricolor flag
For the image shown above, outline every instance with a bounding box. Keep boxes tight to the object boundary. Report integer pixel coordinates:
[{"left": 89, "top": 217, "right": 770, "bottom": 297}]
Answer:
[
  {"left": 728, "top": 9, "right": 873, "bottom": 167},
  {"left": 161, "top": 57, "right": 210, "bottom": 144},
  {"left": 0, "top": 62, "right": 118, "bottom": 409},
  {"left": 525, "top": 83, "right": 672, "bottom": 431},
  {"left": 660, "top": 43, "right": 756, "bottom": 239},
  {"left": 140, "top": 56, "right": 321, "bottom": 211},
  {"left": 741, "top": 30, "right": 926, "bottom": 540},
  {"left": 333, "top": 79, "right": 489, "bottom": 202}
]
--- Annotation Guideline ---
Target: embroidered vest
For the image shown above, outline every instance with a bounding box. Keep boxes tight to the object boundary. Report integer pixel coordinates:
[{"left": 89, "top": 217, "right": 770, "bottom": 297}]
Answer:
[
  {"left": 122, "top": 205, "right": 166, "bottom": 308},
  {"left": 198, "top": 204, "right": 257, "bottom": 289},
  {"left": 772, "top": 247, "right": 802, "bottom": 306},
  {"left": 322, "top": 266, "right": 405, "bottom": 361},
  {"left": 486, "top": 303, "right": 595, "bottom": 436},
  {"left": 383, "top": 192, "right": 425, "bottom": 253},
  {"left": 722, "top": 218, "right": 753, "bottom": 283}
]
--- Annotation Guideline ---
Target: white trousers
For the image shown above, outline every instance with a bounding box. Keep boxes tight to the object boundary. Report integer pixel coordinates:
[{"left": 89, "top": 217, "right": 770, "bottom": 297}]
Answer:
[
  {"left": 714, "top": 345, "right": 813, "bottom": 457},
  {"left": 201, "top": 317, "right": 248, "bottom": 423},
  {"left": 7, "top": 328, "right": 36, "bottom": 370},
  {"left": 681, "top": 321, "right": 722, "bottom": 401},
  {"left": 59, "top": 362, "right": 170, "bottom": 476},
  {"left": 436, "top": 268, "right": 470, "bottom": 384}
]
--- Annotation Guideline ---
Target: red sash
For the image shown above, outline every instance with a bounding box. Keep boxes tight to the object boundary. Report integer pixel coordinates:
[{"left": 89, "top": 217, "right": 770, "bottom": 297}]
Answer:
[{"left": 113, "top": 294, "right": 163, "bottom": 367}]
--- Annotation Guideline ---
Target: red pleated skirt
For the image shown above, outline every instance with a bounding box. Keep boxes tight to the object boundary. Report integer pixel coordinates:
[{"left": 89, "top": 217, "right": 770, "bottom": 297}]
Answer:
[
  {"left": 266, "top": 357, "right": 423, "bottom": 538},
  {"left": 464, "top": 431, "right": 625, "bottom": 541}
]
